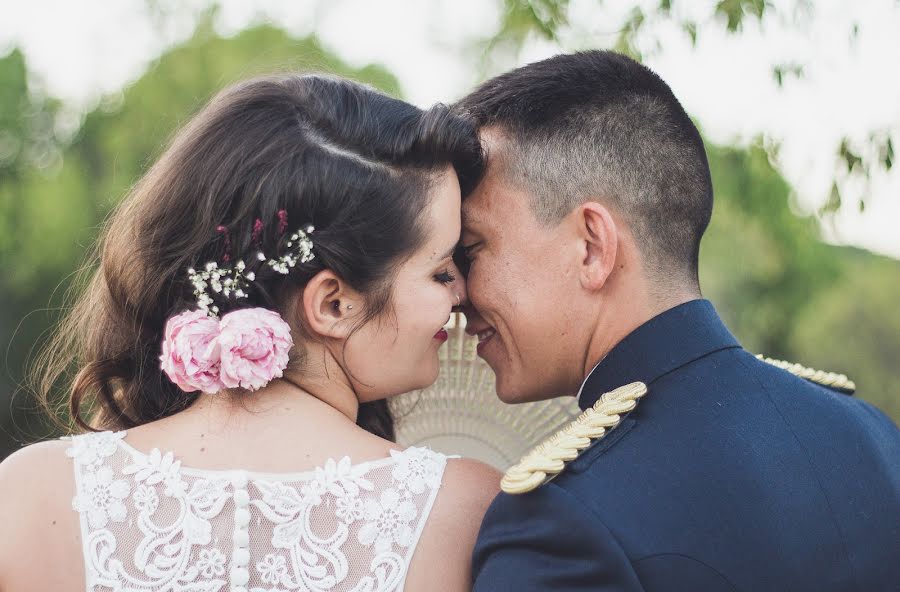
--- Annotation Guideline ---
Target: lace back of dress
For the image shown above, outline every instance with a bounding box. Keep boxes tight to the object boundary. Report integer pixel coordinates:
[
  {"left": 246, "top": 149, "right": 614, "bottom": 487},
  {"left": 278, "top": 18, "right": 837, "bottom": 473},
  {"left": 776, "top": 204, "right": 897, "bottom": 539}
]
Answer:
[{"left": 66, "top": 431, "right": 448, "bottom": 592}]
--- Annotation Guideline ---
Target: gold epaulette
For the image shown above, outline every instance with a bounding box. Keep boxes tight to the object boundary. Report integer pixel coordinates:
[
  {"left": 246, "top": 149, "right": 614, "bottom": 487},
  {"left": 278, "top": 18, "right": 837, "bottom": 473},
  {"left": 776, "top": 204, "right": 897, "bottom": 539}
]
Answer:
[
  {"left": 501, "top": 382, "right": 647, "bottom": 495},
  {"left": 757, "top": 355, "right": 856, "bottom": 394}
]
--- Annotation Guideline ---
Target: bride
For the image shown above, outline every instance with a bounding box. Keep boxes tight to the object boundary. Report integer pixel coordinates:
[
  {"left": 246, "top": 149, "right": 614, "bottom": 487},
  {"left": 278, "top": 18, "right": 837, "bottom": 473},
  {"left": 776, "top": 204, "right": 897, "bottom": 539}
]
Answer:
[{"left": 0, "top": 73, "right": 499, "bottom": 591}]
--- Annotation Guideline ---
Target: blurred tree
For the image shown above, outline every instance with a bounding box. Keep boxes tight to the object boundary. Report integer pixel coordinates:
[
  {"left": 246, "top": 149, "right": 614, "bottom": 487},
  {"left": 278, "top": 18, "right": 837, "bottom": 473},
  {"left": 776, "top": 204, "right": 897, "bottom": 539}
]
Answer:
[
  {"left": 484, "top": 0, "right": 896, "bottom": 214},
  {"left": 0, "top": 48, "right": 74, "bottom": 457},
  {"left": 787, "top": 252, "right": 900, "bottom": 419},
  {"left": 701, "top": 142, "right": 899, "bottom": 417},
  {"left": 700, "top": 142, "right": 839, "bottom": 354}
]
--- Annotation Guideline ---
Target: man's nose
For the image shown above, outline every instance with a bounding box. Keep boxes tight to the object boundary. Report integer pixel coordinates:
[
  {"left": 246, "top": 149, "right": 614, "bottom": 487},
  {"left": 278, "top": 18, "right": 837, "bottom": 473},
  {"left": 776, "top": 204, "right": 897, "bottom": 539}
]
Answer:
[{"left": 461, "top": 304, "right": 486, "bottom": 335}]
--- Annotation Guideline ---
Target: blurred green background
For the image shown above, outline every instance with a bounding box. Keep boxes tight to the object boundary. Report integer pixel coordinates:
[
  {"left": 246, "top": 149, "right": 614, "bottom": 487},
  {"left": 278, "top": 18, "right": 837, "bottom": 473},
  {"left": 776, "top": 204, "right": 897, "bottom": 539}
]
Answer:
[{"left": 2, "top": 5, "right": 898, "bottom": 460}]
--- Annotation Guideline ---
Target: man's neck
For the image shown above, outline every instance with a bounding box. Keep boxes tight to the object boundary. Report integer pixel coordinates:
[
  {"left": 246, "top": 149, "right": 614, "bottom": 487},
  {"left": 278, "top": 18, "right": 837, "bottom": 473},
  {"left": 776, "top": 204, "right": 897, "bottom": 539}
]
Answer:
[{"left": 582, "top": 288, "right": 699, "bottom": 381}]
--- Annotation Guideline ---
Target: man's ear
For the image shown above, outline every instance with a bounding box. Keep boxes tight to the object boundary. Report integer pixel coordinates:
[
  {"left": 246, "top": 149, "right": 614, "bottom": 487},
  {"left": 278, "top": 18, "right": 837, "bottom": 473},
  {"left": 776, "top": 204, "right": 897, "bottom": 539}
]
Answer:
[
  {"left": 576, "top": 201, "right": 618, "bottom": 291},
  {"left": 300, "top": 269, "right": 361, "bottom": 339}
]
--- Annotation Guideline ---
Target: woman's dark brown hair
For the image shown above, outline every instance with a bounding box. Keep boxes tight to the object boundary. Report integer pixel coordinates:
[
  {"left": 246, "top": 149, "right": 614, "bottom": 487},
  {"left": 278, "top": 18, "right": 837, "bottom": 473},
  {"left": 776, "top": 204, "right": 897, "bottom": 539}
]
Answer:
[{"left": 34, "top": 73, "right": 483, "bottom": 440}]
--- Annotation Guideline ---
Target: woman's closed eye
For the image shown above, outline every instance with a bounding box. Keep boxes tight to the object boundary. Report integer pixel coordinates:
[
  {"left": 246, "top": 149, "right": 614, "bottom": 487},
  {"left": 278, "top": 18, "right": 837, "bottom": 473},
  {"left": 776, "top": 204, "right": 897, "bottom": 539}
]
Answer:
[{"left": 433, "top": 270, "right": 456, "bottom": 285}]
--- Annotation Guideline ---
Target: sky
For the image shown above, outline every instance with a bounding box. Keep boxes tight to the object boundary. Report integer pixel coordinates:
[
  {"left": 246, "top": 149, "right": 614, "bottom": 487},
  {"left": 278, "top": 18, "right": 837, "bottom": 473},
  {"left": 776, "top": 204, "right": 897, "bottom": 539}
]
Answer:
[{"left": 2, "top": 0, "right": 898, "bottom": 258}]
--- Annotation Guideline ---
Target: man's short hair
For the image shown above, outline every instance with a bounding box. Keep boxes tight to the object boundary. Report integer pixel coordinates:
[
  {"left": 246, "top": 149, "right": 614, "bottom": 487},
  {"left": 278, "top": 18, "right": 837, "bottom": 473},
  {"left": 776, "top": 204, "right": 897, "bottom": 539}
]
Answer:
[{"left": 455, "top": 50, "right": 713, "bottom": 285}]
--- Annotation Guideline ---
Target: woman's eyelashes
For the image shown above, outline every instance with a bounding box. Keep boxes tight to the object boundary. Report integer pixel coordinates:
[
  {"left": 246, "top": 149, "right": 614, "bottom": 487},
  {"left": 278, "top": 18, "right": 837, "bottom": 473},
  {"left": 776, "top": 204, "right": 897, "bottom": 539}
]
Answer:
[{"left": 433, "top": 269, "right": 456, "bottom": 285}]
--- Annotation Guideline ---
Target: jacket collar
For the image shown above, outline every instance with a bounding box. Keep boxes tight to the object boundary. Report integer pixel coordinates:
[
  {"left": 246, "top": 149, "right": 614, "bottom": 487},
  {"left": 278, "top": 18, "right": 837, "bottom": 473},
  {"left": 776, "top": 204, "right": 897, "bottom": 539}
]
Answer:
[{"left": 577, "top": 299, "right": 741, "bottom": 410}]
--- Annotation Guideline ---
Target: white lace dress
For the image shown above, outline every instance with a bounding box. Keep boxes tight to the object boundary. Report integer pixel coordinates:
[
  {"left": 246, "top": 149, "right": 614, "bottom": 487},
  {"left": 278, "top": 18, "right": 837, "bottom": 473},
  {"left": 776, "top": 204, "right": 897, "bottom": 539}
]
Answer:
[{"left": 64, "top": 431, "right": 449, "bottom": 592}]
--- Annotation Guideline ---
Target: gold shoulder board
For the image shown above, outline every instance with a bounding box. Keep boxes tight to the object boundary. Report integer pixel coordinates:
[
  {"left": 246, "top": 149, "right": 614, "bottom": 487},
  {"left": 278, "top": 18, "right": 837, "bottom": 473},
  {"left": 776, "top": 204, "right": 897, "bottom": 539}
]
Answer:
[
  {"left": 757, "top": 355, "right": 856, "bottom": 394},
  {"left": 501, "top": 382, "right": 648, "bottom": 495}
]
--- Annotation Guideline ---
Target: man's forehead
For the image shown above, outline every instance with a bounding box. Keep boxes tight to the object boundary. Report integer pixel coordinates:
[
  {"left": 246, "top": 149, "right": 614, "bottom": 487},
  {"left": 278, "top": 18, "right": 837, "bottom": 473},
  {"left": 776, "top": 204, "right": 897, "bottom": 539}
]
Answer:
[
  {"left": 462, "top": 126, "right": 530, "bottom": 232},
  {"left": 462, "top": 183, "right": 506, "bottom": 232},
  {"left": 461, "top": 200, "right": 487, "bottom": 227}
]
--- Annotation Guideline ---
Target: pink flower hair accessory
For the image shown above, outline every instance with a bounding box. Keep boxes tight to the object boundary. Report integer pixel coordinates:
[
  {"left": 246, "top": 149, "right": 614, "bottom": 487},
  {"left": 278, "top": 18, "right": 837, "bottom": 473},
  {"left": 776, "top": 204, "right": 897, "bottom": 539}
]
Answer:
[
  {"left": 218, "top": 308, "right": 293, "bottom": 391},
  {"left": 160, "top": 308, "right": 294, "bottom": 393},
  {"left": 160, "top": 213, "right": 310, "bottom": 393},
  {"left": 159, "top": 309, "right": 224, "bottom": 393}
]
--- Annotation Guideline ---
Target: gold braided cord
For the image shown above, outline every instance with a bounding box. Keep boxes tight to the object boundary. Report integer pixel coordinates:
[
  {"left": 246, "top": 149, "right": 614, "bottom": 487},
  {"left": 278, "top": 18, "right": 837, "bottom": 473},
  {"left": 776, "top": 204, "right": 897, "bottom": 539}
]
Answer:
[
  {"left": 757, "top": 355, "right": 856, "bottom": 394},
  {"left": 499, "top": 357, "right": 852, "bottom": 495},
  {"left": 501, "top": 382, "right": 648, "bottom": 495}
]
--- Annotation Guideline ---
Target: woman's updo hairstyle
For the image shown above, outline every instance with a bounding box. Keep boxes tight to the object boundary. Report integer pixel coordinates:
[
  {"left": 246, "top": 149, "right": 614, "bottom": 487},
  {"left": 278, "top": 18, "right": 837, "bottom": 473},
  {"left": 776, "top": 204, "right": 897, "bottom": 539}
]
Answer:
[{"left": 36, "top": 73, "right": 484, "bottom": 439}]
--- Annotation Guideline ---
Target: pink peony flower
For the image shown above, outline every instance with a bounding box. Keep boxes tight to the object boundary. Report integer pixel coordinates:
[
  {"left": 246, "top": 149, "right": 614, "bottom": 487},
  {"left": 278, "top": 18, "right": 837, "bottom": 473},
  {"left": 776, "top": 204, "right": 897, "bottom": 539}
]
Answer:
[
  {"left": 159, "top": 309, "right": 224, "bottom": 393},
  {"left": 217, "top": 308, "right": 293, "bottom": 391}
]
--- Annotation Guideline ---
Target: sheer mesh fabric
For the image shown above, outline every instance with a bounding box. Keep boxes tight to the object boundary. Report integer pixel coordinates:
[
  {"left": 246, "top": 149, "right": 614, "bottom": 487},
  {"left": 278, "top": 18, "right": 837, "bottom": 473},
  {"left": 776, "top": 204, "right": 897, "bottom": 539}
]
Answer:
[{"left": 65, "top": 430, "right": 448, "bottom": 592}]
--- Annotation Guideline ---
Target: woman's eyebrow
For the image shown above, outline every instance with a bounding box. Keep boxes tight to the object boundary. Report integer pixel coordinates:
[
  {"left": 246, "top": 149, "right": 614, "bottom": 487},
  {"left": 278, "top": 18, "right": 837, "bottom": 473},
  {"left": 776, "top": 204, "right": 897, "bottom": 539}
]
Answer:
[{"left": 435, "top": 244, "right": 456, "bottom": 261}]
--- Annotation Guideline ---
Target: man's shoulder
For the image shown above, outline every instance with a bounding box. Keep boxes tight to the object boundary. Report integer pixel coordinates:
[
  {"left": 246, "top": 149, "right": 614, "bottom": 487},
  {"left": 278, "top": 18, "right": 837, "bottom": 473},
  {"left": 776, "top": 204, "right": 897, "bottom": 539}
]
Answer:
[
  {"left": 735, "top": 351, "right": 898, "bottom": 439},
  {"left": 500, "top": 350, "right": 895, "bottom": 505}
]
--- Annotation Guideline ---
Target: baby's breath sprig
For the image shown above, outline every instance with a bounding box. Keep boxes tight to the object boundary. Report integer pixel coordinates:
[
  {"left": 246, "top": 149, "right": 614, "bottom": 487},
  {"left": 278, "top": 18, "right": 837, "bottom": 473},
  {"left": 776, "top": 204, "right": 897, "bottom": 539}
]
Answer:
[
  {"left": 267, "top": 225, "right": 315, "bottom": 274},
  {"left": 187, "top": 224, "right": 315, "bottom": 316},
  {"left": 187, "top": 260, "right": 255, "bottom": 316}
]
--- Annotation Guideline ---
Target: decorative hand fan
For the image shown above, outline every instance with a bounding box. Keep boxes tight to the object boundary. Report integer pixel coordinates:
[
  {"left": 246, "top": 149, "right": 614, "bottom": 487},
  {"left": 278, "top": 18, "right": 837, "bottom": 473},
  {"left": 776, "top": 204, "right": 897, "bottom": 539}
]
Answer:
[{"left": 391, "top": 313, "right": 582, "bottom": 470}]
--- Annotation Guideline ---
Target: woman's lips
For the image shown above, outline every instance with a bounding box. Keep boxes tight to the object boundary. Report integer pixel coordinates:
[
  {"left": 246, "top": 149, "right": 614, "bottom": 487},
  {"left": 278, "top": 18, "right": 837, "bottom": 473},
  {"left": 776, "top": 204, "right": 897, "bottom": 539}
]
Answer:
[{"left": 434, "top": 328, "right": 449, "bottom": 342}]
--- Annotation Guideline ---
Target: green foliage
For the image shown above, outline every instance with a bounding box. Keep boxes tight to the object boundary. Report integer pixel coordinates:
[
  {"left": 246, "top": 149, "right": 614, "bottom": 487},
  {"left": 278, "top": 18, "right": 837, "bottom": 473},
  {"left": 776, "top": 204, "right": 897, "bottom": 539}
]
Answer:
[
  {"left": 613, "top": 8, "right": 646, "bottom": 58},
  {"left": 714, "top": 0, "right": 771, "bottom": 32},
  {"left": 495, "top": 0, "right": 571, "bottom": 45},
  {"left": 701, "top": 142, "right": 839, "bottom": 353},
  {"left": 493, "top": 0, "right": 780, "bottom": 57},
  {"left": 0, "top": 49, "right": 66, "bottom": 281},
  {"left": 700, "top": 141, "right": 899, "bottom": 417},
  {"left": 489, "top": 0, "right": 889, "bottom": 213},
  {"left": 787, "top": 252, "right": 900, "bottom": 418}
]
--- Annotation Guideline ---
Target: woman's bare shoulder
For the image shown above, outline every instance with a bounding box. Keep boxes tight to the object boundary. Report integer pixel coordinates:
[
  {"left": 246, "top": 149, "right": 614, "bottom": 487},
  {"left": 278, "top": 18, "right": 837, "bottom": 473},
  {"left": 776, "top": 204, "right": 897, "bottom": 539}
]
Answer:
[
  {"left": 404, "top": 457, "right": 501, "bottom": 592},
  {"left": 0, "top": 438, "right": 74, "bottom": 495},
  {"left": 430, "top": 456, "right": 501, "bottom": 539},
  {"left": 0, "top": 439, "right": 80, "bottom": 584},
  {"left": 0, "top": 439, "right": 75, "bottom": 524},
  {"left": 440, "top": 457, "right": 501, "bottom": 513}
]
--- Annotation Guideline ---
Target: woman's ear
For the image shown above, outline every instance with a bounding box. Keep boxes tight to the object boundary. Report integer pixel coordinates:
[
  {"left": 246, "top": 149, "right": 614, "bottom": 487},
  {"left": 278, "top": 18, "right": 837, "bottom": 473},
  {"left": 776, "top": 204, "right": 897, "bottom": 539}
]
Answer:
[
  {"left": 299, "top": 269, "right": 361, "bottom": 339},
  {"left": 576, "top": 201, "right": 618, "bottom": 291}
]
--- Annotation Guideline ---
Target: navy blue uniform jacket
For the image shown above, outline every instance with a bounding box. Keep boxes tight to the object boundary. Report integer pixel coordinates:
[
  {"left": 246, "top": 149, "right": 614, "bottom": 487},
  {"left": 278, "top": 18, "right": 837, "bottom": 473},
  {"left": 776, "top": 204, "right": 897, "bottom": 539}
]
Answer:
[{"left": 472, "top": 300, "right": 900, "bottom": 591}]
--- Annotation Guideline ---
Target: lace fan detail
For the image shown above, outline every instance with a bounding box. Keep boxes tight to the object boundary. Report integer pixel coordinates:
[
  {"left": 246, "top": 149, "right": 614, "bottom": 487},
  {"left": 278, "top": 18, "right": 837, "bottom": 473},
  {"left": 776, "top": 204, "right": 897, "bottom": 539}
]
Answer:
[{"left": 66, "top": 431, "right": 448, "bottom": 592}]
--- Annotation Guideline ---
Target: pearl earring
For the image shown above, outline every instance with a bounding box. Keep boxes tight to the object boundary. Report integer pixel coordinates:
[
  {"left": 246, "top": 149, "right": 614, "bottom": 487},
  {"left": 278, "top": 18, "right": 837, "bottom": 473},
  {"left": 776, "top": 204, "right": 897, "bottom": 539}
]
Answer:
[{"left": 347, "top": 304, "right": 353, "bottom": 310}]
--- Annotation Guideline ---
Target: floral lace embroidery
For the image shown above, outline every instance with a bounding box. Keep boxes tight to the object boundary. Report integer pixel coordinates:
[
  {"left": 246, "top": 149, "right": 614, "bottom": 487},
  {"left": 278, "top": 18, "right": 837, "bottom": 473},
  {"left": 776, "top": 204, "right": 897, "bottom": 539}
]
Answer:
[
  {"left": 358, "top": 489, "right": 418, "bottom": 553},
  {"left": 66, "top": 430, "right": 125, "bottom": 468},
  {"left": 72, "top": 466, "right": 131, "bottom": 529},
  {"left": 390, "top": 448, "right": 444, "bottom": 496},
  {"left": 66, "top": 431, "right": 447, "bottom": 592}
]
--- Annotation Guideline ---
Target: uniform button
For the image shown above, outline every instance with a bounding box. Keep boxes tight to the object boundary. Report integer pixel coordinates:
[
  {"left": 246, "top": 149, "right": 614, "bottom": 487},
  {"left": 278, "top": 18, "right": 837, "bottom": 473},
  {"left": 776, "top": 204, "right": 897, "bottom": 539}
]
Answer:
[
  {"left": 234, "top": 489, "right": 250, "bottom": 507},
  {"left": 233, "top": 547, "right": 250, "bottom": 567},
  {"left": 234, "top": 508, "right": 251, "bottom": 527},
  {"left": 231, "top": 567, "right": 249, "bottom": 586},
  {"left": 233, "top": 529, "right": 249, "bottom": 548},
  {"left": 231, "top": 472, "right": 248, "bottom": 488}
]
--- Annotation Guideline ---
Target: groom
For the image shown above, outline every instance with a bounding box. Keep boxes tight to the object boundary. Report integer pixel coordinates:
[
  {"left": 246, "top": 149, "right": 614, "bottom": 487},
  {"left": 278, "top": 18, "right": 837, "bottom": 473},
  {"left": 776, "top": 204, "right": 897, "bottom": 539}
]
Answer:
[{"left": 454, "top": 51, "right": 900, "bottom": 591}]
